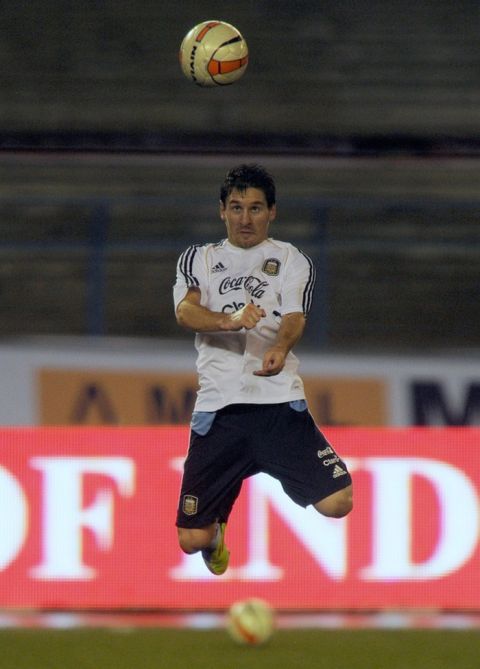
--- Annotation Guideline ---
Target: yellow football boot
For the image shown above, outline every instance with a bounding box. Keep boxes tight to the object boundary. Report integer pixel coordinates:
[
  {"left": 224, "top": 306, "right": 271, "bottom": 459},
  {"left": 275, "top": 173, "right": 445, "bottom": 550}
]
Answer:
[{"left": 202, "top": 522, "right": 230, "bottom": 575}]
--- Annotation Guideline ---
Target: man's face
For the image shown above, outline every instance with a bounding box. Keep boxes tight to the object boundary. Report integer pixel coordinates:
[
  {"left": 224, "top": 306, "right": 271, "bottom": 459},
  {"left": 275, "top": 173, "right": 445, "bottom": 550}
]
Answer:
[{"left": 220, "top": 187, "right": 276, "bottom": 249}]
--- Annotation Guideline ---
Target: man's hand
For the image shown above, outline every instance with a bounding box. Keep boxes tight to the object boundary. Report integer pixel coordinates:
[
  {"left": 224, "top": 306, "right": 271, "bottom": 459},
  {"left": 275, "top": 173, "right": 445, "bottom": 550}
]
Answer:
[
  {"left": 253, "top": 346, "right": 287, "bottom": 376},
  {"left": 177, "top": 289, "right": 266, "bottom": 333},
  {"left": 252, "top": 312, "right": 306, "bottom": 377},
  {"left": 222, "top": 302, "right": 266, "bottom": 331}
]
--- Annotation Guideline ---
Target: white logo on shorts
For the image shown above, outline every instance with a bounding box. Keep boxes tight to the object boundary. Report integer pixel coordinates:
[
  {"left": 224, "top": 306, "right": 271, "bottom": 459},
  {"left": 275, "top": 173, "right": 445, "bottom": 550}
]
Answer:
[{"left": 332, "top": 465, "right": 347, "bottom": 478}]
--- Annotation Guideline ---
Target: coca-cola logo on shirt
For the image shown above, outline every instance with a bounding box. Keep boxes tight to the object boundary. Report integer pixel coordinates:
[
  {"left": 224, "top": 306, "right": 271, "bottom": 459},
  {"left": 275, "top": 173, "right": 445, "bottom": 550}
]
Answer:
[{"left": 218, "top": 275, "right": 269, "bottom": 299}]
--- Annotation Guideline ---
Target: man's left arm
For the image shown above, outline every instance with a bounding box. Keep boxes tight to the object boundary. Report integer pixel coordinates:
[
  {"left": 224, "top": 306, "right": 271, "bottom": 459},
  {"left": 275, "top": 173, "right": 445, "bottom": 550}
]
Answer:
[{"left": 253, "top": 311, "right": 306, "bottom": 377}]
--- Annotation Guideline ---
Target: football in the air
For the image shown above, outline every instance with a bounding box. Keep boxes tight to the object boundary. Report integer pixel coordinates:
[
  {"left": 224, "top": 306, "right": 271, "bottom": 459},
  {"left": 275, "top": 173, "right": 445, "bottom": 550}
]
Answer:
[
  {"left": 179, "top": 20, "right": 248, "bottom": 87},
  {"left": 226, "top": 598, "right": 275, "bottom": 646}
]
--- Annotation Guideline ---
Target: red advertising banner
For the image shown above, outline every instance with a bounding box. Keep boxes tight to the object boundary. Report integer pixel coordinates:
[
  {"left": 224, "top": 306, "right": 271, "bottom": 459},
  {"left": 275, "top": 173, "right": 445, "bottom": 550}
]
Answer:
[{"left": 0, "top": 427, "right": 479, "bottom": 610}]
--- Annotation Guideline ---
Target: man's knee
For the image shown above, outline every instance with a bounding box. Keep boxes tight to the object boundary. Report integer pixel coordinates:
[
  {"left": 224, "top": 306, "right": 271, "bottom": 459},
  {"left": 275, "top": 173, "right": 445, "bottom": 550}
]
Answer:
[
  {"left": 313, "top": 484, "right": 353, "bottom": 518},
  {"left": 177, "top": 524, "right": 217, "bottom": 554}
]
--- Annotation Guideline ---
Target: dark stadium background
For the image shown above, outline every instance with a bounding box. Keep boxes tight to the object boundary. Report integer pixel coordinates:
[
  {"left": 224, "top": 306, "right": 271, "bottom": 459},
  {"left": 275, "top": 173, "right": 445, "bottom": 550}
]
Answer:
[{"left": 0, "top": 0, "right": 479, "bottom": 351}]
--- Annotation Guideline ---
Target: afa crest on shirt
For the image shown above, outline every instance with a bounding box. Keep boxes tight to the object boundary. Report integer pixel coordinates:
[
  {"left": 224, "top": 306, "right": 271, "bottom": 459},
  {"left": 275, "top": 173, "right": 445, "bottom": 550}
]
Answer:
[{"left": 262, "top": 258, "right": 281, "bottom": 276}]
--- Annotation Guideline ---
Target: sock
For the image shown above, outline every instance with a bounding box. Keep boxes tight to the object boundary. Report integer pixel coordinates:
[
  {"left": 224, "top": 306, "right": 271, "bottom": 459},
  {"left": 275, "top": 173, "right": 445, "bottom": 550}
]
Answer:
[{"left": 203, "top": 522, "right": 220, "bottom": 554}]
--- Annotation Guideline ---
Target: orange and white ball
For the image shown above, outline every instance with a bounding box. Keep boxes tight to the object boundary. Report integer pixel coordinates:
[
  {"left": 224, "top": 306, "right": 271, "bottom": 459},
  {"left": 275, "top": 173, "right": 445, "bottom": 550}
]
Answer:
[
  {"left": 179, "top": 20, "right": 249, "bottom": 87},
  {"left": 226, "top": 598, "right": 275, "bottom": 646}
]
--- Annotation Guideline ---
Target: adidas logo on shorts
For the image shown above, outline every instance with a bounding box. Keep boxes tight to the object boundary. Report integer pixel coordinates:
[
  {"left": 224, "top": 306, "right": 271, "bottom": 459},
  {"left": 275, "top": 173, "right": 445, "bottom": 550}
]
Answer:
[{"left": 332, "top": 464, "right": 347, "bottom": 478}]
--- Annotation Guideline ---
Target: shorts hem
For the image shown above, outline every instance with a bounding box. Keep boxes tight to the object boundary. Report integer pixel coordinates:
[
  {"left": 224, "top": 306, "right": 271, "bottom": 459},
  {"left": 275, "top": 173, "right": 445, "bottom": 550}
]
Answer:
[
  {"left": 302, "top": 476, "right": 352, "bottom": 508},
  {"left": 176, "top": 516, "right": 221, "bottom": 529}
]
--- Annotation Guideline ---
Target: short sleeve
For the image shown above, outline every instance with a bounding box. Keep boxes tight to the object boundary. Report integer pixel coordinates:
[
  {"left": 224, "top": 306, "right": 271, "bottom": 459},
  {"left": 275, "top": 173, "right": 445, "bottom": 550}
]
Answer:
[
  {"left": 280, "top": 248, "right": 316, "bottom": 316},
  {"left": 173, "top": 244, "right": 207, "bottom": 310}
]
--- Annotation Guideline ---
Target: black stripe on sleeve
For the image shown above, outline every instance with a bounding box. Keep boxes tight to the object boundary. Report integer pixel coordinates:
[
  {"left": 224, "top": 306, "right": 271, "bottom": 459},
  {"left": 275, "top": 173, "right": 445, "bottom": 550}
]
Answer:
[
  {"left": 300, "top": 251, "right": 316, "bottom": 314},
  {"left": 178, "top": 245, "right": 200, "bottom": 287}
]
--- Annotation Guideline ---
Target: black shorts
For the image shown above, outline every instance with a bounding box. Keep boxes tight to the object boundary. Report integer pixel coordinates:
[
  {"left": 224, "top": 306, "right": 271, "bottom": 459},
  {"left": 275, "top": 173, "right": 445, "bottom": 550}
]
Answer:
[{"left": 176, "top": 401, "right": 352, "bottom": 528}]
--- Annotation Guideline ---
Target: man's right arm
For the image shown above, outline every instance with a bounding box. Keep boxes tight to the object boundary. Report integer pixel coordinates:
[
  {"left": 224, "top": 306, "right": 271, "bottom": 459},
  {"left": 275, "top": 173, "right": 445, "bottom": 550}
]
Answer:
[{"left": 176, "top": 288, "right": 266, "bottom": 332}]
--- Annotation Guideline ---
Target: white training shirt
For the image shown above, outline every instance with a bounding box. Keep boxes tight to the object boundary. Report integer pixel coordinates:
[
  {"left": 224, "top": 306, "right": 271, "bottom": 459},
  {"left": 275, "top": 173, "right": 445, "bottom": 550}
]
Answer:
[{"left": 173, "top": 238, "right": 316, "bottom": 411}]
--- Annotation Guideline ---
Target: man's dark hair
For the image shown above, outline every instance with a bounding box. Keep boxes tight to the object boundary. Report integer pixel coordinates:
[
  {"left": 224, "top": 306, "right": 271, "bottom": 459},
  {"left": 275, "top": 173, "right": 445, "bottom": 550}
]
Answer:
[{"left": 220, "top": 164, "right": 276, "bottom": 207}]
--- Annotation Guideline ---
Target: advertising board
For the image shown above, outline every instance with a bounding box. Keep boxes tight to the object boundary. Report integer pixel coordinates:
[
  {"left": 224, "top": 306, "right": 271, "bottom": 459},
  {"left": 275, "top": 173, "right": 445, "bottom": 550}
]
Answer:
[{"left": 0, "top": 427, "right": 478, "bottom": 610}]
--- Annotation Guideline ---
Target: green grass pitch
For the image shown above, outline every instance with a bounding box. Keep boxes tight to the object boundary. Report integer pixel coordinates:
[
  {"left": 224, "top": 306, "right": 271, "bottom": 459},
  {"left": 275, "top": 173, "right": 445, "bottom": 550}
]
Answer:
[{"left": 0, "top": 628, "right": 477, "bottom": 669}]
